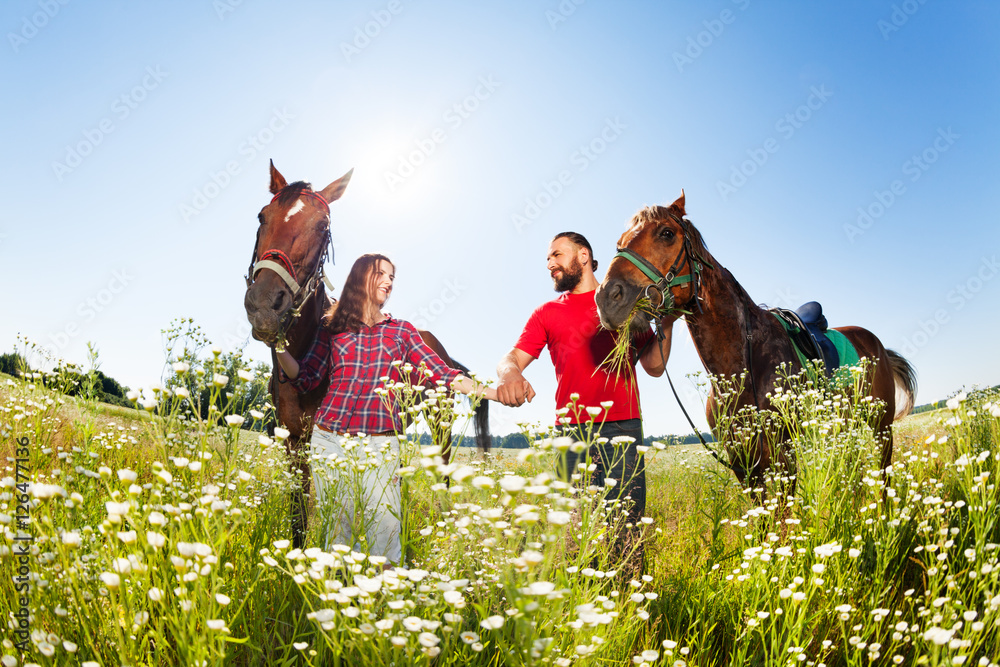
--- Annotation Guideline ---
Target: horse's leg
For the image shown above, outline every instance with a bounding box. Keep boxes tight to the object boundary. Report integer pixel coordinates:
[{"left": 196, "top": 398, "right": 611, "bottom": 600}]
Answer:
[
  {"left": 274, "top": 378, "right": 315, "bottom": 550},
  {"left": 288, "top": 432, "right": 310, "bottom": 549},
  {"left": 438, "top": 423, "right": 453, "bottom": 487},
  {"left": 875, "top": 358, "right": 897, "bottom": 502}
]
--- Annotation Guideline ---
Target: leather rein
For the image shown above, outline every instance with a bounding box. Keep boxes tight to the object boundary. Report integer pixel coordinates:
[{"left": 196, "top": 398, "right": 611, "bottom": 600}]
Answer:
[{"left": 245, "top": 189, "right": 335, "bottom": 337}]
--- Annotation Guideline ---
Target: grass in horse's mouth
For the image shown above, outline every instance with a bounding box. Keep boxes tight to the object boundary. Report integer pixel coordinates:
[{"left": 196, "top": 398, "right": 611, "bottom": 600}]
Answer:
[{"left": 601, "top": 295, "right": 660, "bottom": 380}]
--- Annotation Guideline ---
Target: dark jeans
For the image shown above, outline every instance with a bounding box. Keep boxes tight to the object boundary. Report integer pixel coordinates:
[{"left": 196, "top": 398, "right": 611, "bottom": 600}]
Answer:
[{"left": 557, "top": 418, "right": 646, "bottom": 526}]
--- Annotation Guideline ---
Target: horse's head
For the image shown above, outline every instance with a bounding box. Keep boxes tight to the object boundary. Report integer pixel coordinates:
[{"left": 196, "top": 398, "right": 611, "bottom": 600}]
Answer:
[
  {"left": 596, "top": 192, "right": 711, "bottom": 330},
  {"left": 244, "top": 161, "right": 353, "bottom": 344}
]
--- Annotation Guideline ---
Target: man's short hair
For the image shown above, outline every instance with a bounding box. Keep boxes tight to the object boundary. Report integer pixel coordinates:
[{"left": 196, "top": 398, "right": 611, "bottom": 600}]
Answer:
[{"left": 553, "top": 232, "right": 598, "bottom": 271}]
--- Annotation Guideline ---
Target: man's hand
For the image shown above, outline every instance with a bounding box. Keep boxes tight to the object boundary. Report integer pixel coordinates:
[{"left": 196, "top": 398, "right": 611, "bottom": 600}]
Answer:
[
  {"left": 495, "top": 348, "right": 537, "bottom": 407},
  {"left": 496, "top": 372, "right": 536, "bottom": 407}
]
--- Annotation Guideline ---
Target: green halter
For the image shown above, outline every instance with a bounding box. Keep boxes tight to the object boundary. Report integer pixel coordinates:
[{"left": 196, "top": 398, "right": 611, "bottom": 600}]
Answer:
[{"left": 612, "top": 214, "right": 713, "bottom": 312}]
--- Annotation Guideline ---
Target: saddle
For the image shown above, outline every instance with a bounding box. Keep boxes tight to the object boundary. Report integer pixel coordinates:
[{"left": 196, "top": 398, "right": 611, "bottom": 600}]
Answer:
[{"left": 768, "top": 301, "right": 840, "bottom": 378}]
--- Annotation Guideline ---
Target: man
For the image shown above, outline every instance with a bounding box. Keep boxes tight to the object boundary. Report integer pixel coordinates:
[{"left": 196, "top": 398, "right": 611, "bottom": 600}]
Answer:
[{"left": 496, "top": 232, "right": 672, "bottom": 545}]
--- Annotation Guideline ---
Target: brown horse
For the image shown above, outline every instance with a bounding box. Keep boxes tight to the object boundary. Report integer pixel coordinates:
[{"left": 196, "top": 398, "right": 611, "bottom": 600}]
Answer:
[
  {"left": 595, "top": 193, "right": 917, "bottom": 490},
  {"left": 244, "top": 161, "right": 490, "bottom": 546}
]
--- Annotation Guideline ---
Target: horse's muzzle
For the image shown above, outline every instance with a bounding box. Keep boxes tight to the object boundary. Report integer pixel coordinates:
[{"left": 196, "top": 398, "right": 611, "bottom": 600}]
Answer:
[
  {"left": 596, "top": 277, "right": 643, "bottom": 330},
  {"left": 244, "top": 280, "right": 293, "bottom": 344}
]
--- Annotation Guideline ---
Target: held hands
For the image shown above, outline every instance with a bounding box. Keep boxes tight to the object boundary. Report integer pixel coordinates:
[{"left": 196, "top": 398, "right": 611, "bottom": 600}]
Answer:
[{"left": 496, "top": 372, "right": 536, "bottom": 407}]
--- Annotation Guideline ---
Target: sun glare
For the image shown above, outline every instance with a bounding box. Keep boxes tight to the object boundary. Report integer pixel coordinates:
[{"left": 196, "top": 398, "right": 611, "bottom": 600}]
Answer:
[{"left": 340, "top": 133, "right": 447, "bottom": 221}]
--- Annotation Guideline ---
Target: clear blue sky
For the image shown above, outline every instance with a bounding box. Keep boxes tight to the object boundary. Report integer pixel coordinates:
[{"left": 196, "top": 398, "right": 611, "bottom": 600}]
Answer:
[{"left": 3, "top": 1, "right": 998, "bottom": 436}]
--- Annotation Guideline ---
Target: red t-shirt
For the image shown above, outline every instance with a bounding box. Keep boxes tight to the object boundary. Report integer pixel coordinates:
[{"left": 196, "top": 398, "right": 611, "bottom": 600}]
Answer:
[{"left": 515, "top": 290, "right": 654, "bottom": 425}]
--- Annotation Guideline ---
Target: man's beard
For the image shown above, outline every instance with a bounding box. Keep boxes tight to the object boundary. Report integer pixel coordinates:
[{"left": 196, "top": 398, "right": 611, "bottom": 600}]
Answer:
[{"left": 552, "top": 257, "right": 584, "bottom": 292}]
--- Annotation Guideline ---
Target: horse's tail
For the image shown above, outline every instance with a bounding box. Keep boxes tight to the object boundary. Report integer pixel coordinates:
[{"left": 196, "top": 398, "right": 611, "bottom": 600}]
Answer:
[
  {"left": 886, "top": 349, "right": 917, "bottom": 420},
  {"left": 472, "top": 395, "right": 491, "bottom": 455},
  {"left": 452, "top": 360, "right": 492, "bottom": 454}
]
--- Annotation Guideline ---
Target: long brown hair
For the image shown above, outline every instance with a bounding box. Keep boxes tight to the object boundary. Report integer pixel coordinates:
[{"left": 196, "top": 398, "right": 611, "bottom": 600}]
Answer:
[{"left": 324, "top": 253, "right": 394, "bottom": 335}]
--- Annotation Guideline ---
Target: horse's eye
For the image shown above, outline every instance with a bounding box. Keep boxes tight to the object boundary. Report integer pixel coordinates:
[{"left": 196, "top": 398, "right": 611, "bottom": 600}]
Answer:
[
  {"left": 659, "top": 228, "right": 675, "bottom": 241},
  {"left": 257, "top": 212, "right": 265, "bottom": 225}
]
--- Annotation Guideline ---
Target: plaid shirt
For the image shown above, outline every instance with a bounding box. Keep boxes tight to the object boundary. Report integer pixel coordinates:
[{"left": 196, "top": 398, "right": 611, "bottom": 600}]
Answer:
[{"left": 288, "top": 316, "right": 462, "bottom": 434}]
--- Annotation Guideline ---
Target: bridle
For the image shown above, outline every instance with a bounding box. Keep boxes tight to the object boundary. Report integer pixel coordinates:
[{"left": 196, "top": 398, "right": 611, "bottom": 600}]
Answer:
[
  {"left": 613, "top": 211, "right": 711, "bottom": 317},
  {"left": 245, "top": 188, "right": 335, "bottom": 336}
]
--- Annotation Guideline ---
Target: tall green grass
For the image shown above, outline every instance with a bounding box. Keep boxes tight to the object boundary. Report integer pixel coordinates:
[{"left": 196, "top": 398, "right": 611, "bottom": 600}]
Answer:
[{"left": 2, "top": 341, "right": 999, "bottom": 666}]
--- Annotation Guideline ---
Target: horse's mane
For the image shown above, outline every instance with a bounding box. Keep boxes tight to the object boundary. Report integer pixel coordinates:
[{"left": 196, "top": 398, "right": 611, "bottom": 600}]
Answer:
[{"left": 275, "top": 181, "right": 313, "bottom": 207}]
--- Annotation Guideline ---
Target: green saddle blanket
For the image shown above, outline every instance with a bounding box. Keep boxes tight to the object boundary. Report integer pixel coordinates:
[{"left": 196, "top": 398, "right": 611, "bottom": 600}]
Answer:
[{"left": 825, "top": 329, "right": 860, "bottom": 368}]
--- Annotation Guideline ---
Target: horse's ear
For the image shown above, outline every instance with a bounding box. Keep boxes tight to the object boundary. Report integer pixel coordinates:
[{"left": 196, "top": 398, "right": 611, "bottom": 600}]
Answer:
[
  {"left": 670, "top": 190, "right": 686, "bottom": 217},
  {"left": 269, "top": 160, "right": 288, "bottom": 194},
  {"left": 319, "top": 168, "right": 354, "bottom": 203}
]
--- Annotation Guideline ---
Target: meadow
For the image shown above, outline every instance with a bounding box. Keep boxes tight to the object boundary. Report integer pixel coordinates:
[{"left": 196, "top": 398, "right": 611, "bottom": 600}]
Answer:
[{"left": 1, "top": 345, "right": 999, "bottom": 667}]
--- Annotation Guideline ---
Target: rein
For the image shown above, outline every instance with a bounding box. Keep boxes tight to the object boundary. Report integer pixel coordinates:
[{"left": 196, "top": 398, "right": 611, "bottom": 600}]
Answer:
[{"left": 245, "top": 188, "right": 336, "bottom": 337}]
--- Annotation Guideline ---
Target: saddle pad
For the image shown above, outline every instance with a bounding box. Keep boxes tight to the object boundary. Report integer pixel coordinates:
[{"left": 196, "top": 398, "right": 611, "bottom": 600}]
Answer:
[
  {"left": 826, "top": 329, "right": 860, "bottom": 368},
  {"left": 825, "top": 328, "right": 861, "bottom": 387}
]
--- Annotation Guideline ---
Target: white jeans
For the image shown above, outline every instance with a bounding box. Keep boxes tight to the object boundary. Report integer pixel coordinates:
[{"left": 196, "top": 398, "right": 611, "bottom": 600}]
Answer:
[{"left": 309, "top": 428, "right": 402, "bottom": 563}]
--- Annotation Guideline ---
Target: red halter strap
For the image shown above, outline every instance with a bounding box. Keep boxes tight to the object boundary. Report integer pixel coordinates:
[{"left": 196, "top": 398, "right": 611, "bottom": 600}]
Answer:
[
  {"left": 256, "top": 248, "right": 297, "bottom": 283},
  {"left": 269, "top": 189, "right": 330, "bottom": 214}
]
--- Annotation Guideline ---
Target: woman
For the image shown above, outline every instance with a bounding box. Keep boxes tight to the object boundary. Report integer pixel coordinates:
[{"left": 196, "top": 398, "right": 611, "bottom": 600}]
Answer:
[{"left": 275, "top": 253, "right": 496, "bottom": 564}]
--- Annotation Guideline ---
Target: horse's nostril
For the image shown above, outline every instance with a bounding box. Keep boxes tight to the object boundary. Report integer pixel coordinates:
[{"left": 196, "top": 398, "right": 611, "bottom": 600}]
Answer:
[
  {"left": 272, "top": 290, "right": 286, "bottom": 311},
  {"left": 610, "top": 282, "right": 624, "bottom": 302}
]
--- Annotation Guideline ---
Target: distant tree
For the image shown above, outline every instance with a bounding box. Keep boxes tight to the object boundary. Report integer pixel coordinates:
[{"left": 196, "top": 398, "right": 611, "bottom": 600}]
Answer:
[
  {"left": 161, "top": 318, "right": 273, "bottom": 429},
  {"left": 0, "top": 351, "right": 29, "bottom": 377},
  {"left": 494, "top": 433, "right": 530, "bottom": 449}
]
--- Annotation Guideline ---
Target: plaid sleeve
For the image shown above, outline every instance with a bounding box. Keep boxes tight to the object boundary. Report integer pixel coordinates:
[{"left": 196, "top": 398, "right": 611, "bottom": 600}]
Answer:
[
  {"left": 402, "top": 322, "right": 462, "bottom": 385},
  {"left": 289, "top": 328, "right": 332, "bottom": 393}
]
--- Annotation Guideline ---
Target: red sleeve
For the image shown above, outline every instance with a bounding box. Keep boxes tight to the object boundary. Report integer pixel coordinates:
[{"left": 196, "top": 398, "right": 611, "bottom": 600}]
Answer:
[{"left": 514, "top": 305, "right": 548, "bottom": 359}]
